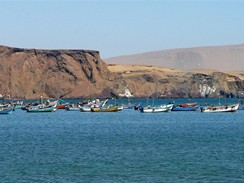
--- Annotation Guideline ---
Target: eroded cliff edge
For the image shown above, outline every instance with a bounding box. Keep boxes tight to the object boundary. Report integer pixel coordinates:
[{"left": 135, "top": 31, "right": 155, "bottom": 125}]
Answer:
[
  {"left": 108, "top": 64, "right": 244, "bottom": 98},
  {"left": 0, "top": 46, "right": 127, "bottom": 99}
]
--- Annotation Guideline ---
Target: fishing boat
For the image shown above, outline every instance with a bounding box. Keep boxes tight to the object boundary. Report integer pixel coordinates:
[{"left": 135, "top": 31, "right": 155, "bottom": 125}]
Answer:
[
  {"left": 179, "top": 102, "right": 197, "bottom": 108},
  {"left": 91, "top": 106, "right": 119, "bottom": 112},
  {"left": 0, "top": 106, "right": 14, "bottom": 114},
  {"left": 80, "top": 106, "right": 92, "bottom": 112},
  {"left": 27, "top": 100, "right": 58, "bottom": 112},
  {"left": 27, "top": 105, "right": 57, "bottom": 112},
  {"left": 80, "top": 99, "right": 109, "bottom": 112},
  {"left": 117, "top": 106, "right": 123, "bottom": 111},
  {"left": 172, "top": 102, "right": 198, "bottom": 111},
  {"left": 134, "top": 103, "right": 142, "bottom": 110},
  {"left": 12, "top": 101, "right": 24, "bottom": 109},
  {"left": 123, "top": 105, "right": 134, "bottom": 109},
  {"left": 66, "top": 104, "right": 81, "bottom": 111},
  {"left": 201, "top": 103, "right": 239, "bottom": 113},
  {"left": 140, "top": 104, "right": 173, "bottom": 113},
  {"left": 56, "top": 100, "right": 69, "bottom": 109},
  {"left": 0, "top": 104, "right": 11, "bottom": 108}
]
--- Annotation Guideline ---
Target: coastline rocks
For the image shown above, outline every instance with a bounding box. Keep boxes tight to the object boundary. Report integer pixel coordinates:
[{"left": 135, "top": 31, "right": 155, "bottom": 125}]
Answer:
[
  {"left": 1, "top": 45, "right": 244, "bottom": 99},
  {"left": 108, "top": 65, "right": 244, "bottom": 98}
]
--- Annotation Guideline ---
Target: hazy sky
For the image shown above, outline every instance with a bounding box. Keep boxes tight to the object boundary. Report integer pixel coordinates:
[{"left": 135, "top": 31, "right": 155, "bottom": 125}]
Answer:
[{"left": 0, "top": 0, "right": 243, "bottom": 58}]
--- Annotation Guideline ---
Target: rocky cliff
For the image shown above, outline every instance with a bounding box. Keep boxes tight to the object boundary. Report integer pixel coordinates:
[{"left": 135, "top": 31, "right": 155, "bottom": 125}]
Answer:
[
  {"left": 1, "top": 46, "right": 244, "bottom": 99},
  {"left": 108, "top": 65, "right": 244, "bottom": 98},
  {"left": 0, "top": 46, "right": 127, "bottom": 99}
]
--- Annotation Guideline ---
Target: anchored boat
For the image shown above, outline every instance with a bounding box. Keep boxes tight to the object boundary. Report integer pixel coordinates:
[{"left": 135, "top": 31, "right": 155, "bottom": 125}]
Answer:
[
  {"left": 140, "top": 104, "right": 173, "bottom": 113},
  {"left": 27, "top": 100, "right": 58, "bottom": 112},
  {"left": 0, "top": 106, "right": 14, "bottom": 114},
  {"left": 201, "top": 103, "right": 239, "bottom": 113},
  {"left": 91, "top": 106, "right": 119, "bottom": 112}
]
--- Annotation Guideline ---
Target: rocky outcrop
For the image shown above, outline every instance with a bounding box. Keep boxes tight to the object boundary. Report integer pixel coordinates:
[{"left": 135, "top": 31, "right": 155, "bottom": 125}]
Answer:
[
  {"left": 0, "top": 46, "right": 127, "bottom": 99},
  {"left": 1, "top": 45, "right": 244, "bottom": 99},
  {"left": 108, "top": 65, "right": 244, "bottom": 98}
]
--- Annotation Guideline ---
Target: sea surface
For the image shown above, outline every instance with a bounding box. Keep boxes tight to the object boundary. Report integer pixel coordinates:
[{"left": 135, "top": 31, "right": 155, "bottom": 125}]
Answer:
[{"left": 1, "top": 98, "right": 244, "bottom": 183}]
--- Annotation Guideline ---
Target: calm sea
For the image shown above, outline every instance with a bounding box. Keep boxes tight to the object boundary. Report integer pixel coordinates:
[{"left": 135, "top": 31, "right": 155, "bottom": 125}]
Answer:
[{"left": 0, "top": 98, "right": 244, "bottom": 182}]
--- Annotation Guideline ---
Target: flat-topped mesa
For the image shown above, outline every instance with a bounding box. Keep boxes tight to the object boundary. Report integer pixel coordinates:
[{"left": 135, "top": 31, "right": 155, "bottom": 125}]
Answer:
[{"left": 0, "top": 46, "right": 127, "bottom": 99}]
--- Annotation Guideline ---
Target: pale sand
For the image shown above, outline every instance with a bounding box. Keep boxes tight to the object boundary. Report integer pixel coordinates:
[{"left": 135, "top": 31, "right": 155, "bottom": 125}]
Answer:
[{"left": 105, "top": 44, "right": 244, "bottom": 71}]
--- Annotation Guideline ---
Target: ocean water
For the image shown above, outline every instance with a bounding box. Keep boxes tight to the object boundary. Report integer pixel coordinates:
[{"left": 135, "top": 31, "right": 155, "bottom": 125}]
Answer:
[{"left": 0, "top": 98, "right": 244, "bottom": 182}]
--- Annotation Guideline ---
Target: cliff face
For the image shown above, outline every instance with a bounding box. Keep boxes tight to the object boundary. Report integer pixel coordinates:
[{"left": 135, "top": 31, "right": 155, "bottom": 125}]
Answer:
[
  {"left": 0, "top": 46, "right": 127, "bottom": 99},
  {"left": 108, "top": 65, "right": 244, "bottom": 98},
  {"left": 1, "top": 46, "right": 244, "bottom": 99}
]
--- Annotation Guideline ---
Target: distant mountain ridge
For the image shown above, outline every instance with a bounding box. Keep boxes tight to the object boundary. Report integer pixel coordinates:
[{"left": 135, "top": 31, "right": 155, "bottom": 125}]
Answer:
[{"left": 105, "top": 44, "right": 244, "bottom": 71}]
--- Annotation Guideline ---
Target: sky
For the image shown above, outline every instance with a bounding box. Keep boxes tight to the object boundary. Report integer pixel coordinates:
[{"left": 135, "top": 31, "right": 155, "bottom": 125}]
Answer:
[{"left": 0, "top": 0, "right": 244, "bottom": 59}]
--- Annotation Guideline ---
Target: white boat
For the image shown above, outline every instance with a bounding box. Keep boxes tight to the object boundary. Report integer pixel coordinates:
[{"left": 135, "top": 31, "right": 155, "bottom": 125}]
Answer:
[
  {"left": 0, "top": 106, "right": 14, "bottom": 114},
  {"left": 117, "top": 106, "right": 123, "bottom": 111},
  {"left": 26, "top": 100, "right": 58, "bottom": 112},
  {"left": 80, "top": 99, "right": 108, "bottom": 112},
  {"left": 27, "top": 105, "right": 57, "bottom": 112},
  {"left": 66, "top": 104, "right": 81, "bottom": 111},
  {"left": 80, "top": 106, "right": 92, "bottom": 112},
  {"left": 140, "top": 104, "right": 173, "bottom": 113},
  {"left": 201, "top": 103, "right": 239, "bottom": 113}
]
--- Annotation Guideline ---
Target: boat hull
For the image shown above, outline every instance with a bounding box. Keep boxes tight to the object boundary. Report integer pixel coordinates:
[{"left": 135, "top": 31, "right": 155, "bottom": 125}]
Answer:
[
  {"left": 140, "top": 104, "right": 173, "bottom": 113},
  {"left": 140, "top": 107, "right": 169, "bottom": 113},
  {"left": 56, "top": 104, "right": 67, "bottom": 109},
  {"left": 0, "top": 107, "right": 14, "bottom": 114},
  {"left": 179, "top": 102, "right": 197, "bottom": 108},
  {"left": 201, "top": 103, "right": 239, "bottom": 113},
  {"left": 80, "top": 106, "right": 92, "bottom": 112},
  {"left": 66, "top": 107, "right": 80, "bottom": 111},
  {"left": 27, "top": 106, "right": 57, "bottom": 112},
  {"left": 91, "top": 107, "right": 119, "bottom": 112}
]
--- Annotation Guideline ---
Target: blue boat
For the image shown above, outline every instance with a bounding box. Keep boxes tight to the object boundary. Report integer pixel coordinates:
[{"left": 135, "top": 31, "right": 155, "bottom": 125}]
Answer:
[
  {"left": 0, "top": 107, "right": 14, "bottom": 114},
  {"left": 122, "top": 102, "right": 141, "bottom": 110},
  {"left": 123, "top": 105, "right": 134, "bottom": 109}
]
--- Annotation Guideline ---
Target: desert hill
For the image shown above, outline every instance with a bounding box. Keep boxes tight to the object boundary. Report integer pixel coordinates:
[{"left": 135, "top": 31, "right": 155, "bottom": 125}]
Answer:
[
  {"left": 105, "top": 44, "right": 244, "bottom": 71},
  {"left": 0, "top": 45, "right": 244, "bottom": 99},
  {"left": 108, "top": 64, "right": 244, "bottom": 98}
]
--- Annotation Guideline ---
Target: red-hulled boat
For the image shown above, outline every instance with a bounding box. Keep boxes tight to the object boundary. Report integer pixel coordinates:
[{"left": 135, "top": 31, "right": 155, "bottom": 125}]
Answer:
[
  {"left": 179, "top": 102, "right": 197, "bottom": 108},
  {"left": 56, "top": 100, "right": 69, "bottom": 109}
]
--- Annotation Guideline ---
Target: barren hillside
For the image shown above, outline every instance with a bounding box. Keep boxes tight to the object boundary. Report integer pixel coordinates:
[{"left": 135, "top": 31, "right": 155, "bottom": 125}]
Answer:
[
  {"left": 105, "top": 44, "right": 244, "bottom": 71},
  {"left": 108, "top": 64, "right": 244, "bottom": 98},
  {"left": 0, "top": 46, "right": 127, "bottom": 99}
]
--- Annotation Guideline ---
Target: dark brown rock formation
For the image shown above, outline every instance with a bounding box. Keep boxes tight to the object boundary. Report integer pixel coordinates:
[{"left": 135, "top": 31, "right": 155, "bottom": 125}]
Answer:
[{"left": 0, "top": 46, "right": 127, "bottom": 99}]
